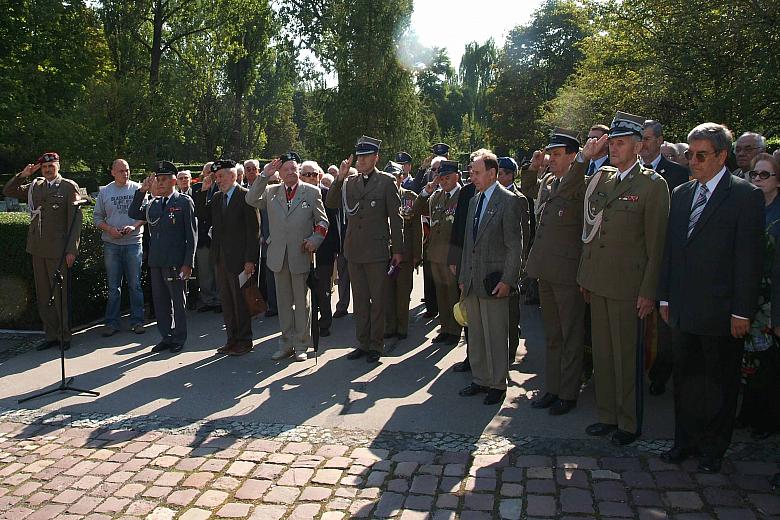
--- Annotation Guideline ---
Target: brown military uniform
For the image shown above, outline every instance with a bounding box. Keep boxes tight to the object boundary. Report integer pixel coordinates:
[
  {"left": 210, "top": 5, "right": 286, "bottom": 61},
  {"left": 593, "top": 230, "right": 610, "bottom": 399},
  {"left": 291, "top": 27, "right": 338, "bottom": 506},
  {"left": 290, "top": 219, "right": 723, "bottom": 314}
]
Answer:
[
  {"left": 326, "top": 168, "right": 403, "bottom": 352},
  {"left": 3, "top": 174, "right": 83, "bottom": 341},
  {"left": 525, "top": 161, "right": 587, "bottom": 401},
  {"left": 577, "top": 161, "right": 669, "bottom": 433},
  {"left": 414, "top": 186, "right": 462, "bottom": 337},
  {"left": 385, "top": 187, "right": 422, "bottom": 336}
]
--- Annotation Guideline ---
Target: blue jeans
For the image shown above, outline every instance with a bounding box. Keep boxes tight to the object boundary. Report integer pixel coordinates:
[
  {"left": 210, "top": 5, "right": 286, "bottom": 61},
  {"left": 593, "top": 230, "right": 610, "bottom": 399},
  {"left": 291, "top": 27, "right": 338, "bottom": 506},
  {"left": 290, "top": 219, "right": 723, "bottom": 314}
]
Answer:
[{"left": 104, "top": 242, "right": 144, "bottom": 328}]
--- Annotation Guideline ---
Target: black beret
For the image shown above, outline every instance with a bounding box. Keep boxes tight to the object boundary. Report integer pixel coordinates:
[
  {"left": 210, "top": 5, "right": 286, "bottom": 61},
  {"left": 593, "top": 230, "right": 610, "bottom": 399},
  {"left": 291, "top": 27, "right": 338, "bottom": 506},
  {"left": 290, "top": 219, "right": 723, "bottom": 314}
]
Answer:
[
  {"left": 210, "top": 159, "right": 236, "bottom": 172},
  {"left": 280, "top": 151, "right": 301, "bottom": 164},
  {"left": 155, "top": 160, "right": 178, "bottom": 176}
]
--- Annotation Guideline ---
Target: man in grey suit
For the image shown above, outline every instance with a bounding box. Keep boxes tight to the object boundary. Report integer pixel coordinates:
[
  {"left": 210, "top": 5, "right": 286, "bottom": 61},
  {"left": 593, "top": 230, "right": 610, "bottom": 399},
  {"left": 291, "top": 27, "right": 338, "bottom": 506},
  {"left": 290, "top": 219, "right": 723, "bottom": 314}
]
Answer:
[
  {"left": 246, "top": 152, "right": 329, "bottom": 362},
  {"left": 458, "top": 149, "right": 524, "bottom": 405},
  {"left": 208, "top": 159, "right": 260, "bottom": 357},
  {"left": 128, "top": 161, "right": 196, "bottom": 353}
]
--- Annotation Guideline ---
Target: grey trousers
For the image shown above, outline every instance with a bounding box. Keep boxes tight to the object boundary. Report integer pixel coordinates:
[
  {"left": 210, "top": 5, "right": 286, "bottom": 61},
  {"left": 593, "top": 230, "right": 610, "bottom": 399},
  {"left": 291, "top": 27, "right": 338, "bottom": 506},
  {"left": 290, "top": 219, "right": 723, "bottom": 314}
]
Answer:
[
  {"left": 151, "top": 266, "right": 187, "bottom": 346},
  {"left": 195, "top": 246, "right": 220, "bottom": 306},
  {"left": 274, "top": 259, "right": 311, "bottom": 353},
  {"left": 335, "top": 253, "right": 351, "bottom": 313},
  {"left": 464, "top": 294, "right": 511, "bottom": 390}
]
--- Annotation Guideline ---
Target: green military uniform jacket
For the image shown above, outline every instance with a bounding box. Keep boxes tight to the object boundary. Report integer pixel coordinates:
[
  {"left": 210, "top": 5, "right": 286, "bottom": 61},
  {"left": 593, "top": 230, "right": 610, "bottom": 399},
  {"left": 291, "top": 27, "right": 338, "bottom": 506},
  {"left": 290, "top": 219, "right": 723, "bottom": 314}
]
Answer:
[
  {"left": 325, "top": 168, "right": 403, "bottom": 264},
  {"left": 525, "top": 161, "right": 586, "bottom": 285},
  {"left": 398, "top": 187, "right": 422, "bottom": 262},
  {"left": 576, "top": 161, "right": 670, "bottom": 300},
  {"left": 413, "top": 186, "right": 459, "bottom": 264},
  {"left": 3, "top": 174, "right": 83, "bottom": 258}
]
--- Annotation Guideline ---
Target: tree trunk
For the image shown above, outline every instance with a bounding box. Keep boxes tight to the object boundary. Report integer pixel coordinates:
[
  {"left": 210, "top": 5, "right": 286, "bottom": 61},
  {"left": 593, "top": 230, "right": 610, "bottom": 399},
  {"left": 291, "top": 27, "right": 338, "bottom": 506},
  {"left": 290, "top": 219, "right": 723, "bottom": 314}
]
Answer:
[{"left": 150, "top": 0, "right": 163, "bottom": 86}]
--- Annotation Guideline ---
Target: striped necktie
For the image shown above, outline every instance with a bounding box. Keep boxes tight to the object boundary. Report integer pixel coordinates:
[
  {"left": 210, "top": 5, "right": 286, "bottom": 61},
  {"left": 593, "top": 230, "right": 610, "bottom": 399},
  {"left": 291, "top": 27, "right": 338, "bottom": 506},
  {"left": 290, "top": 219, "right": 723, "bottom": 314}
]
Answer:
[{"left": 688, "top": 184, "right": 709, "bottom": 237}]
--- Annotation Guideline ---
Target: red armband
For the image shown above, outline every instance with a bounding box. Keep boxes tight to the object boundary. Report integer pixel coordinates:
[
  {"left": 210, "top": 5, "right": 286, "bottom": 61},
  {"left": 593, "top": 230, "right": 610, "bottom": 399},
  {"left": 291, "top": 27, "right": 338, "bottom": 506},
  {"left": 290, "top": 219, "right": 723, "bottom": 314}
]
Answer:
[{"left": 314, "top": 224, "right": 328, "bottom": 237}]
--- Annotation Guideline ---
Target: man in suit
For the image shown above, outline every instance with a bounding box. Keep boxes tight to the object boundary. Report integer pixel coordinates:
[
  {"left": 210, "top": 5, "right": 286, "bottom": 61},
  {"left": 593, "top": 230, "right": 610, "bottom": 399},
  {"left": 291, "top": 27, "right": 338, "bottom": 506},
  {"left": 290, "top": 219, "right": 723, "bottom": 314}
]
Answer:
[
  {"left": 577, "top": 111, "right": 670, "bottom": 445},
  {"left": 3, "top": 152, "right": 83, "bottom": 351},
  {"left": 658, "top": 123, "right": 764, "bottom": 473},
  {"left": 191, "top": 162, "right": 222, "bottom": 313},
  {"left": 128, "top": 161, "right": 196, "bottom": 353},
  {"left": 246, "top": 152, "right": 329, "bottom": 362},
  {"left": 733, "top": 132, "right": 766, "bottom": 178},
  {"left": 385, "top": 161, "right": 422, "bottom": 340},
  {"left": 458, "top": 149, "right": 524, "bottom": 406},
  {"left": 414, "top": 159, "right": 463, "bottom": 346},
  {"left": 586, "top": 124, "right": 611, "bottom": 176},
  {"left": 176, "top": 170, "right": 193, "bottom": 195},
  {"left": 300, "top": 160, "right": 337, "bottom": 337},
  {"left": 525, "top": 129, "right": 587, "bottom": 416},
  {"left": 497, "top": 156, "right": 530, "bottom": 363},
  {"left": 326, "top": 136, "right": 404, "bottom": 363},
  {"left": 208, "top": 160, "right": 260, "bottom": 356},
  {"left": 640, "top": 119, "right": 692, "bottom": 396}
]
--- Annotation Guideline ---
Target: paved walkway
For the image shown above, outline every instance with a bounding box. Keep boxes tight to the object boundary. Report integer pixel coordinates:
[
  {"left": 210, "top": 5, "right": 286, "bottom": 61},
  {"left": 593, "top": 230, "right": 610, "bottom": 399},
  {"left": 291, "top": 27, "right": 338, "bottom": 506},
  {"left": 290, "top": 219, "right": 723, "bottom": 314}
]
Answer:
[{"left": 0, "top": 272, "right": 777, "bottom": 518}]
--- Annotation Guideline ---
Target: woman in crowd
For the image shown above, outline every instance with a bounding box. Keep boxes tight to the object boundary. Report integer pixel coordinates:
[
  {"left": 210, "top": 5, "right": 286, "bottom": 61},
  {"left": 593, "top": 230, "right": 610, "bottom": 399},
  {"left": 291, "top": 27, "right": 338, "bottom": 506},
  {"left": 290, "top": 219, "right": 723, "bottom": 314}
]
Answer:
[{"left": 738, "top": 153, "right": 780, "bottom": 440}]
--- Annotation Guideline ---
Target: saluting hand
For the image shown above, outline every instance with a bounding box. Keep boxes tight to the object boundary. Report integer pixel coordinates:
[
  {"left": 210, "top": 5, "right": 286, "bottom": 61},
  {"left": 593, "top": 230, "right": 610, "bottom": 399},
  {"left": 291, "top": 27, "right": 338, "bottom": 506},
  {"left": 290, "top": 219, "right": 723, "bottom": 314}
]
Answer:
[
  {"left": 338, "top": 155, "right": 354, "bottom": 181},
  {"left": 263, "top": 158, "right": 282, "bottom": 179},
  {"left": 530, "top": 150, "right": 545, "bottom": 171},
  {"left": 202, "top": 172, "right": 214, "bottom": 191},
  {"left": 19, "top": 163, "right": 39, "bottom": 178},
  {"left": 582, "top": 134, "right": 609, "bottom": 161},
  {"left": 140, "top": 175, "right": 154, "bottom": 193}
]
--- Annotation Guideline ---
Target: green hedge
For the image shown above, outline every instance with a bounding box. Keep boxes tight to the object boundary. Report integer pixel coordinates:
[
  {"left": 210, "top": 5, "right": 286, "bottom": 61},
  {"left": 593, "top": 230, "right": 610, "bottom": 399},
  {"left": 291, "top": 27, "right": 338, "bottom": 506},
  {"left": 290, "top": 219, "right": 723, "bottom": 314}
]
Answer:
[{"left": 0, "top": 208, "right": 110, "bottom": 329}]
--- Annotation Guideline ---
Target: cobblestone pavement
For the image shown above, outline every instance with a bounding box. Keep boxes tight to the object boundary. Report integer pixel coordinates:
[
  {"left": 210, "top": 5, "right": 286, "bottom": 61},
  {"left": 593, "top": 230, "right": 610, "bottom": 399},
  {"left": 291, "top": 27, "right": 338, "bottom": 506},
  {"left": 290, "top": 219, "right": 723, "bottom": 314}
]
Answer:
[{"left": 0, "top": 409, "right": 778, "bottom": 520}]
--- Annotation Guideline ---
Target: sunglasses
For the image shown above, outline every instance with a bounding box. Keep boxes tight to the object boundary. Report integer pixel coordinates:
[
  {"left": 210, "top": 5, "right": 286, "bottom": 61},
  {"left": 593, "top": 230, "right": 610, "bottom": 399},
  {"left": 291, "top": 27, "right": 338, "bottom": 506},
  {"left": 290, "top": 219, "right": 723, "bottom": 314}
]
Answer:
[
  {"left": 683, "top": 150, "right": 718, "bottom": 162},
  {"left": 301, "top": 172, "right": 318, "bottom": 178},
  {"left": 748, "top": 170, "right": 776, "bottom": 180}
]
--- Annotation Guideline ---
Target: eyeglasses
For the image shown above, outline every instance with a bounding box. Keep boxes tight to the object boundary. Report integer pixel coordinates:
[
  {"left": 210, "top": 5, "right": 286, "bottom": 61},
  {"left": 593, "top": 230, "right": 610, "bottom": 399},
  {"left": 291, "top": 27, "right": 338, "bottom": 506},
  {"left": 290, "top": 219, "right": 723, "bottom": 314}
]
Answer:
[
  {"left": 430, "top": 167, "right": 439, "bottom": 172},
  {"left": 748, "top": 170, "right": 776, "bottom": 180},
  {"left": 735, "top": 145, "right": 758, "bottom": 154},
  {"left": 300, "top": 172, "right": 318, "bottom": 178},
  {"left": 684, "top": 150, "right": 718, "bottom": 162}
]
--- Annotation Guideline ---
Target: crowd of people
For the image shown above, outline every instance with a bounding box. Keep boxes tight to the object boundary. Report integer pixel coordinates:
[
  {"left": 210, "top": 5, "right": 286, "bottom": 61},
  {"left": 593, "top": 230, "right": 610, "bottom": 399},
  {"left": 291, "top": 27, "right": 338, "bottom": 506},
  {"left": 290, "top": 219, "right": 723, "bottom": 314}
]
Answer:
[{"left": 4, "top": 111, "right": 780, "bottom": 480}]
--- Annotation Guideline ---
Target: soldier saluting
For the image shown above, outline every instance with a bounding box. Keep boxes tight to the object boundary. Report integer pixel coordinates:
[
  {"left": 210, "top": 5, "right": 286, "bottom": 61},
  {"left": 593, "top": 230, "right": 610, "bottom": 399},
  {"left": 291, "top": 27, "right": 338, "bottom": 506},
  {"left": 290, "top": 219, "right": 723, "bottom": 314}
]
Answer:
[
  {"left": 128, "top": 161, "right": 196, "bottom": 354},
  {"left": 4, "top": 152, "right": 84, "bottom": 351}
]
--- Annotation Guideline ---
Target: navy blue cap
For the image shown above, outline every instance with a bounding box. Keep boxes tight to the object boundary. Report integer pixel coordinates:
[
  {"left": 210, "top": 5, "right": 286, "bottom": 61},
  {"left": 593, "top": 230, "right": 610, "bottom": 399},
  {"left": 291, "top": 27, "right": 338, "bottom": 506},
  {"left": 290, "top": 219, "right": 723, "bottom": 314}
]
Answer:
[
  {"left": 395, "top": 151, "right": 412, "bottom": 164},
  {"left": 384, "top": 161, "right": 403, "bottom": 175},
  {"left": 438, "top": 160, "right": 460, "bottom": 175},
  {"left": 498, "top": 157, "right": 518, "bottom": 172},
  {"left": 280, "top": 151, "right": 301, "bottom": 164},
  {"left": 545, "top": 128, "right": 580, "bottom": 150},
  {"left": 210, "top": 159, "right": 236, "bottom": 172},
  {"left": 609, "top": 111, "right": 645, "bottom": 139},
  {"left": 155, "top": 160, "right": 178, "bottom": 176},
  {"left": 355, "top": 135, "right": 381, "bottom": 155},
  {"left": 431, "top": 142, "right": 449, "bottom": 157}
]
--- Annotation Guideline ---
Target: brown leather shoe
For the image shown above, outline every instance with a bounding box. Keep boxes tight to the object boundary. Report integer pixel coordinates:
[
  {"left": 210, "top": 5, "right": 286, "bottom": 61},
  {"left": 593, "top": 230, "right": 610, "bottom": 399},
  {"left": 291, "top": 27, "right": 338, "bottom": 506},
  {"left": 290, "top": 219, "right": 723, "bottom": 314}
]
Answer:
[
  {"left": 228, "top": 342, "right": 253, "bottom": 356},
  {"left": 217, "top": 342, "right": 235, "bottom": 354}
]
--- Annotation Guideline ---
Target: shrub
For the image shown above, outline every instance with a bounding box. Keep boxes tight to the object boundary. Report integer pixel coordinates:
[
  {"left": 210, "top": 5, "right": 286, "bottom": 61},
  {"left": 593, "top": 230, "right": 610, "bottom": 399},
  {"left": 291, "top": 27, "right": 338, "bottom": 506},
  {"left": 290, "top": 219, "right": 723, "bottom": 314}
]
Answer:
[{"left": 0, "top": 208, "right": 109, "bottom": 329}]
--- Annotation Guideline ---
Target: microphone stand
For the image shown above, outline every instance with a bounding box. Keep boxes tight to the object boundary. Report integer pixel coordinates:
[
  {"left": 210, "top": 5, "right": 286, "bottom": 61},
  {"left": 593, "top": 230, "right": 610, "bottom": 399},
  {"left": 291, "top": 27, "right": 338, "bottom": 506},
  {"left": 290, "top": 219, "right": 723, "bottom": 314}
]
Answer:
[{"left": 19, "top": 200, "right": 100, "bottom": 403}]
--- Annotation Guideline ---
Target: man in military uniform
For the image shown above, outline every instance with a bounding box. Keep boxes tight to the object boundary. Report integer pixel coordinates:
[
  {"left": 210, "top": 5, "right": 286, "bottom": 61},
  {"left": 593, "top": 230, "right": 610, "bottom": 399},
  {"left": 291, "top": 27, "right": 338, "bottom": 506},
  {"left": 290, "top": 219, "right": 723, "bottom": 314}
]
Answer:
[
  {"left": 415, "top": 160, "right": 463, "bottom": 345},
  {"left": 385, "top": 161, "right": 422, "bottom": 341},
  {"left": 3, "top": 152, "right": 83, "bottom": 350},
  {"left": 524, "top": 129, "right": 588, "bottom": 416},
  {"left": 128, "top": 161, "right": 196, "bottom": 353},
  {"left": 396, "top": 152, "right": 415, "bottom": 190},
  {"left": 326, "top": 136, "right": 403, "bottom": 363},
  {"left": 577, "top": 112, "right": 670, "bottom": 445}
]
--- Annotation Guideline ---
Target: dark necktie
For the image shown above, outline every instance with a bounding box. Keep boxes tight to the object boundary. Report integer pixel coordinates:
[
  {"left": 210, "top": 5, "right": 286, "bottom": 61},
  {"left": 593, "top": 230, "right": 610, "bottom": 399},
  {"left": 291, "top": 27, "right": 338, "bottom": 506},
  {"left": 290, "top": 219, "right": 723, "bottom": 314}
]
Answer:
[
  {"left": 587, "top": 161, "right": 596, "bottom": 176},
  {"left": 472, "top": 193, "right": 485, "bottom": 241},
  {"left": 615, "top": 174, "right": 622, "bottom": 186},
  {"left": 643, "top": 163, "right": 653, "bottom": 170},
  {"left": 161, "top": 196, "right": 168, "bottom": 210},
  {"left": 551, "top": 177, "right": 561, "bottom": 194},
  {"left": 688, "top": 183, "right": 709, "bottom": 237},
  {"left": 222, "top": 193, "right": 229, "bottom": 213},
  {"left": 286, "top": 186, "right": 293, "bottom": 199}
]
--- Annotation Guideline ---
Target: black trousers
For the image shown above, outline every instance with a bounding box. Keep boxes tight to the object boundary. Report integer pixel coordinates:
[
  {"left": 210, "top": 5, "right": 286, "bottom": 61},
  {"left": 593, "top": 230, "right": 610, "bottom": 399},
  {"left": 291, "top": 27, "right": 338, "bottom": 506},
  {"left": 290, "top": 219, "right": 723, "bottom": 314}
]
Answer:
[
  {"left": 671, "top": 327, "right": 742, "bottom": 459},
  {"left": 649, "top": 311, "right": 674, "bottom": 385},
  {"left": 315, "top": 259, "right": 335, "bottom": 330},
  {"left": 422, "top": 259, "right": 437, "bottom": 314}
]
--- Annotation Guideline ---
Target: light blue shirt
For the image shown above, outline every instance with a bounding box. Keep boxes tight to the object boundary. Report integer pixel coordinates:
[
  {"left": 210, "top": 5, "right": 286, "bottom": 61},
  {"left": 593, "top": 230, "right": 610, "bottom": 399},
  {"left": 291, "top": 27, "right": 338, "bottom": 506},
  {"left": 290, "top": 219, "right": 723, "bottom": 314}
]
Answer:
[
  {"left": 224, "top": 184, "right": 238, "bottom": 207},
  {"left": 477, "top": 181, "right": 499, "bottom": 223}
]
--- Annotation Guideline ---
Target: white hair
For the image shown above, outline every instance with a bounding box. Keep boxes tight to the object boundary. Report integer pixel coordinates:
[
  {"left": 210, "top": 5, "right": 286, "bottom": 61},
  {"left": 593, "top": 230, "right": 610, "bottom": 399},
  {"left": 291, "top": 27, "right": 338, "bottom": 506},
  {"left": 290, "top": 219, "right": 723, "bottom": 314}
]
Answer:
[
  {"left": 431, "top": 156, "right": 445, "bottom": 169},
  {"left": 738, "top": 132, "right": 766, "bottom": 150},
  {"left": 301, "top": 160, "right": 323, "bottom": 175},
  {"left": 244, "top": 159, "right": 259, "bottom": 169},
  {"left": 321, "top": 173, "right": 334, "bottom": 187}
]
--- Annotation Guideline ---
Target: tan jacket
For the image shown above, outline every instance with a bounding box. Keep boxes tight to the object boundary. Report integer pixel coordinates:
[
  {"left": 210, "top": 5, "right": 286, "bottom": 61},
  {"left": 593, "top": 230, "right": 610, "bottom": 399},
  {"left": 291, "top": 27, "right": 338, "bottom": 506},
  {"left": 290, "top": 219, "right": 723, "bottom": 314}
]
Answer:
[
  {"left": 576, "top": 162, "right": 670, "bottom": 300},
  {"left": 398, "top": 187, "right": 422, "bottom": 262},
  {"left": 245, "top": 176, "right": 328, "bottom": 275},
  {"left": 326, "top": 168, "right": 403, "bottom": 264},
  {"left": 459, "top": 183, "right": 524, "bottom": 298},
  {"left": 526, "top": 161, "right": 586, "bottom": 285},
  {"left": 3, "top": 174, "right": 82, "bottom": 258},
  {"left": 414, "top": 186, "right": 460, "bottom": 264}
]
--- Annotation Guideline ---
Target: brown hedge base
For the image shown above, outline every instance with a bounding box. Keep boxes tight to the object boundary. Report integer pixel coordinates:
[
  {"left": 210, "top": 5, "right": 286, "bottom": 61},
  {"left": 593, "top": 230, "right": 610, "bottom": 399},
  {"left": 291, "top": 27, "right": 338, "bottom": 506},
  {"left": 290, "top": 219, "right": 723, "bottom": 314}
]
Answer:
[{"left": 0, "top": 208, "right": 111, "bottom": 330}]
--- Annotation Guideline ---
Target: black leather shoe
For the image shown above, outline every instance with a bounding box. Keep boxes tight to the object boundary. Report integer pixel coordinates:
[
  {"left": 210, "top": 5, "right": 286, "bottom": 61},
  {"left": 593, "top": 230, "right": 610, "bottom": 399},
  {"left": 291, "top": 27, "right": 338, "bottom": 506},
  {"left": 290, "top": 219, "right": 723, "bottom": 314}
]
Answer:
[
  {"left": 530, "top": 392, "right": 558, "bottom": 409},
  {"left": 265, "top": 309, "right": 278, "bottom": 317},
  {"left": 660, "top": 446, "right": 690, "bottom": 464},
  {"left": 169, "top": 344, "right": 183, "bottom": 353},
  {"left": 443, "top": 334, "right": 460, "bottom": 346},
  {"left": 346, "top": 348, "right": 365, "bottom": 360},
  {"left": 333, "top": 309, "right": 348, "bottom": 318},
  {"left": 37, "top": 340, "right": 58, "bottom": 351},
  {"left": 151, "top": 342, "right": 169, "bottom": 352},
  {"left": 611, "top": 430, "right": 640, "bottom": 446},
  {"left": 458, "top": 383, "right": 487, "bottom": 397},
  {"left": 649, "top": 381, "right": 666, "bottom": 396},
  {"left": 432, "top": 333, "right": 448, "bottom": 343},
  {"left": 366, "top": 351, "right": 381, "bottom": 363},
  {"left": 697, "top": 456, "right": 722, "bottom": 474},
  {"left": 319, "top": 328, "right": 331, "bottom": 337},
  {"left": 483, "top": 389, "right": 506, "bottom": 405},
  {"left": 549, "top": 399, "right": 576, "bottom": 416},
  {"left": 452, "top": 359, "right": 471, "bottom": 372},
  {"left": 586, "top": 423, "right": 618, "bottom": 437}
]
